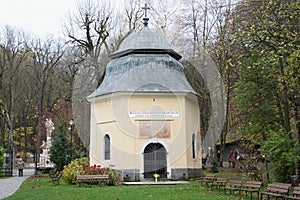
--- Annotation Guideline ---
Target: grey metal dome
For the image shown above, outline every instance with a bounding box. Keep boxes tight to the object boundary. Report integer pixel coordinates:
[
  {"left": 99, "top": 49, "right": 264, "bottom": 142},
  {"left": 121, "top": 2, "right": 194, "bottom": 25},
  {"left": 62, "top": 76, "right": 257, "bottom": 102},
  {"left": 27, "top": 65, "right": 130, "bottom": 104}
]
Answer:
[
  {"left": 117, "top": 27, "right": 170, "bottom": 51},
  {"left": 110, "top": 26, "right": 181, "bottom": 60},
  {"left": 87, "top": 24, "right": 197, "bottom": 99}
]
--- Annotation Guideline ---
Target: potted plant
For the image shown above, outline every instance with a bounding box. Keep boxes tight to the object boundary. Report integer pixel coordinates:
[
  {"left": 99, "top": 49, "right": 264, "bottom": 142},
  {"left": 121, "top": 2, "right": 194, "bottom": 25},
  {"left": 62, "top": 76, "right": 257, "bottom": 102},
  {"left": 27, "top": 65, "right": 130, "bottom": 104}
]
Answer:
[{"left": 153, "top": 173, "right": 160, "bottom": 182}]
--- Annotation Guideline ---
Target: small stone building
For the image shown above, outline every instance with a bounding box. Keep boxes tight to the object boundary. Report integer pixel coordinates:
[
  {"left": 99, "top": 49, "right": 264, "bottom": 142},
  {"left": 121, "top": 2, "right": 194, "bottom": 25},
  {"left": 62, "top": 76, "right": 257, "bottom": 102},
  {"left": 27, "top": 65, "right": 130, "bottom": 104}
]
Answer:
[{"left": 87, "top": 18, "right": 202, "bottom": 181}]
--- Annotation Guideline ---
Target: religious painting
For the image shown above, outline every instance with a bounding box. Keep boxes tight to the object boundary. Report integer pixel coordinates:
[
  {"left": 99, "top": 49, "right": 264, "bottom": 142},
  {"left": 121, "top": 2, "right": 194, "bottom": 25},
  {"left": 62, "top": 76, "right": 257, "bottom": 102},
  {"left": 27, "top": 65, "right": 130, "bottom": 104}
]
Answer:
[{"left": 139, "top": 120, "right": 170, "bottom": 138}]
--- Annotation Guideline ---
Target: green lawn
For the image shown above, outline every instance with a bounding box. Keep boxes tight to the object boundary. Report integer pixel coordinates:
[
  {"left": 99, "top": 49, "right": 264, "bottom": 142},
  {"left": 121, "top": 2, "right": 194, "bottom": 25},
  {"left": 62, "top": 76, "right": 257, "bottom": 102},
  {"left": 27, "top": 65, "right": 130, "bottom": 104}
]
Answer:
[{"left": 5, "top": 174, "right": 252, "bottom": 200}]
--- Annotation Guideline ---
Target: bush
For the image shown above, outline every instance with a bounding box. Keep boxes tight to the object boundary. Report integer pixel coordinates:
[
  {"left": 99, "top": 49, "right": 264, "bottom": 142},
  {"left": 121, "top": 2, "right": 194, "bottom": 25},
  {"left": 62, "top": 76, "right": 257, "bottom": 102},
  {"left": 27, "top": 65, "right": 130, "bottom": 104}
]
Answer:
[
  {"left": 105, "top": 169, "right": 121, "bottom": 186},
  {"left": 263, "top": 129, "right": 300, "bottom": 182},
  {"left": 238, "top": 157, "right": 263, "bottom": 181},
  {"left": 62, "top": 157, "right": 121, "bottom": 186},
  {"left": 61, "top": 157, "right": 89, "bottom": 184}
]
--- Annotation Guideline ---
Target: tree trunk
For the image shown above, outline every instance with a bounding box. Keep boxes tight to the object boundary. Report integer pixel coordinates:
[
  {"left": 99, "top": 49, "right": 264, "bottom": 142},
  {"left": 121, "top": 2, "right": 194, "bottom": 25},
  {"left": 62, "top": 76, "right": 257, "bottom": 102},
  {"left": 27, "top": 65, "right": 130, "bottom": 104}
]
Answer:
[
  {"left": 219, "top": 70, "right": 230, "bottom": 167},
  {"left": 0, "top": 117, "right": 4, "bottom": 147},
  {"left": 0, "top": 72, "right": 4, "bottom": 147},
  {"left": 278, "top": 58, "right": 291, "bottom": 133},
  {"left": 36, "top": 84, "right": 44, "bottom": 168}
]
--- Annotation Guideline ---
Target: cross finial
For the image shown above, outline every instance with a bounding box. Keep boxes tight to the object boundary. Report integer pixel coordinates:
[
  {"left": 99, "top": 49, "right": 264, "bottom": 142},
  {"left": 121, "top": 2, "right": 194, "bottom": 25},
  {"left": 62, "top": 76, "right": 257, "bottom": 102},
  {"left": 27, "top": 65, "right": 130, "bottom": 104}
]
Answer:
[{"left": 142, "top": 3, "right": 150, "bottom": 18}]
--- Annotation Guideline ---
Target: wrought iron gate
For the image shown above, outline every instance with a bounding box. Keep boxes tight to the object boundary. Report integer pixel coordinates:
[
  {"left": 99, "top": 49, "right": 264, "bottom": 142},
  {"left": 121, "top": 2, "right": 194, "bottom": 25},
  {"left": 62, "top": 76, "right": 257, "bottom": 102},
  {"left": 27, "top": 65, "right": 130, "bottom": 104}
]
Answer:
[{"left": 143, "top": 143, "right": 167, "bottom": 178}]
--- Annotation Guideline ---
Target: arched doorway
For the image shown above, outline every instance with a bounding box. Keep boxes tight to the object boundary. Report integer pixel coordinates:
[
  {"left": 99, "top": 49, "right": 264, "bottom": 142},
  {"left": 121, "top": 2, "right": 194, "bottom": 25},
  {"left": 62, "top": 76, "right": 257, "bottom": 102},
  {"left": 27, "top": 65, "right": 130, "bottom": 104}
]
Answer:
[{"left": 143, "top": 142, "right": 167, "bottom": 178}]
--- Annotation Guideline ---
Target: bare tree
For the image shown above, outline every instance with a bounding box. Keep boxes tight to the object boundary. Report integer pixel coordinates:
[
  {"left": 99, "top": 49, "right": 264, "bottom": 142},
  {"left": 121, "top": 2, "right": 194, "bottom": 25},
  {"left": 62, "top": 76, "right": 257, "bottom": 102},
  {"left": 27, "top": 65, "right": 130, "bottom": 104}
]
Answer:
[
  {"left": 147, "top": 0, "right": 180, "bottom": 33},
  {"left": 0, "top": 26, "right": 29, "bottom": 174},
  {"left": 124, "top": 0, "right": 144, "bottom": 32},
  {"left": 65, "top": 0, "right": 112, "bottom": 58},
  {"left": 108, "top": 0, "right": 144, "bottom": 53},
  {"left": 27, "top": 37, "right": 64, "bottom": 168},
  {"left": 173, "top": 0, "right": 235, "bottom": 164},
  {"left": 63, "top": 0, "right": 114, "bottom": 148}
]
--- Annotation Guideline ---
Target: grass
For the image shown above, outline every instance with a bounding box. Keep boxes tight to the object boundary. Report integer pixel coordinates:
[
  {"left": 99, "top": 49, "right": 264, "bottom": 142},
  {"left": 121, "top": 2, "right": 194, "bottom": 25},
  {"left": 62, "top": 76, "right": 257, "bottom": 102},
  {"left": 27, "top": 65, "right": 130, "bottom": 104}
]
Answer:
[{"left": 5, "top": 174, "right": 252, "bottom": 200}]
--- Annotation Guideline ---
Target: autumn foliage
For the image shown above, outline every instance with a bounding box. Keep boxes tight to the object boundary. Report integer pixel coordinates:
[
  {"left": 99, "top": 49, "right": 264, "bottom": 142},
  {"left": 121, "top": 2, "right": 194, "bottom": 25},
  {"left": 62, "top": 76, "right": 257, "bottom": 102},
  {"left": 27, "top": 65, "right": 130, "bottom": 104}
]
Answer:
[{"left": 61, "top": 157, "right": 121, "bottom": 185}]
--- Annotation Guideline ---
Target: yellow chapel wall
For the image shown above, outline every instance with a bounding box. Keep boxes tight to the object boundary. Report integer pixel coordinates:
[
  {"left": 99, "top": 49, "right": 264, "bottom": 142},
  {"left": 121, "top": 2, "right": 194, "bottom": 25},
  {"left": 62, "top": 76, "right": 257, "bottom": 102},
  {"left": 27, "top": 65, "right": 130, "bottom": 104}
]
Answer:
[
  {"left": 89, "top": 93, "right": 193, "bottom": 170},
  {"left": 185, "top": 95, "right": 202, "bottom": 169},
  {"left": 90, "top": 95, "right": 138, "bottom": 168},
  {"left": 128, "top": 94, "right": 188, "bottom": 171}
]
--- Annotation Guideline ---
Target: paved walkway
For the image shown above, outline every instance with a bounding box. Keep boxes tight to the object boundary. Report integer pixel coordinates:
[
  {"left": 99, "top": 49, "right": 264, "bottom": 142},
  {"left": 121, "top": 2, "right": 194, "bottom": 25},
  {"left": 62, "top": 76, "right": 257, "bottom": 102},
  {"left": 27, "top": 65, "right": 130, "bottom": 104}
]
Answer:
[{"left": 0, "top": 169, "right": 35, "bottom": 200}]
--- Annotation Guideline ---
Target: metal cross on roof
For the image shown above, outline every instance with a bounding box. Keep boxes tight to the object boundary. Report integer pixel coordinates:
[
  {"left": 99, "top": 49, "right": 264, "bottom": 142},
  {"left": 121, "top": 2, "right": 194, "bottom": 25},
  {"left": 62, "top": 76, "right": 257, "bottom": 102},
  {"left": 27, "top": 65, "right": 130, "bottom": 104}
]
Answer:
[{"left": 142, "top": 3, "right": 150, "bottom": 18}]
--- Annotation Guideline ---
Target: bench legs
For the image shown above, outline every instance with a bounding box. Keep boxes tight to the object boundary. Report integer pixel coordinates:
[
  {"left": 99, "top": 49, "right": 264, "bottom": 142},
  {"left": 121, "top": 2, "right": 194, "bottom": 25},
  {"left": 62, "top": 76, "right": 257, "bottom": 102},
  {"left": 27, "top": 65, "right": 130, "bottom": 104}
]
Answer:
[
  {"left": 211, "top": 185, "right": 224, "bottom": 194},
  {"left": 261, "top": 194, "right": 286, "bottom": 200}
]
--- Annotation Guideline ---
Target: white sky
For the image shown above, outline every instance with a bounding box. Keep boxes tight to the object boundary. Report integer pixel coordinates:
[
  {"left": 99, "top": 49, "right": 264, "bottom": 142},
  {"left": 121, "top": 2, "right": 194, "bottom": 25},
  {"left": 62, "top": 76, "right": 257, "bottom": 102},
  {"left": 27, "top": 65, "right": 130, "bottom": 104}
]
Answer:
[{"left": 0, "top": 0, "right": 78, "bottom": 38}]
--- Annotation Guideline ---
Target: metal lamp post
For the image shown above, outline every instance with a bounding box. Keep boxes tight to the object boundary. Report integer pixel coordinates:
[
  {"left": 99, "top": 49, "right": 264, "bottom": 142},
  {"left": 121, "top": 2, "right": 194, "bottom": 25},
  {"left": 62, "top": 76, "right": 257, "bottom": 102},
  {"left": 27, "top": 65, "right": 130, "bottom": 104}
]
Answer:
[
  {"left": 8, "top": 130, "right": 14, "bottom": 177},
  {"left": 69, "top": 119, "right": 74, "bottom": 160},
  {"left": 9, "top": 143, "right": 13, "bottom": 176}
]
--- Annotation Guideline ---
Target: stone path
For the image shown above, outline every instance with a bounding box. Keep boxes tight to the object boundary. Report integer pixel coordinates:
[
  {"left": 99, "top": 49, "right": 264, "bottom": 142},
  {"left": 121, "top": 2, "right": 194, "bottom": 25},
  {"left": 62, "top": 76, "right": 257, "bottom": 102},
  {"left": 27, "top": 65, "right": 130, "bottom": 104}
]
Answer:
[
  {"left": 123, "top": 181, "right": 189, "bottom": 185},
  {"left": 0, "top": 169, "right": 35, "bottom": 200}
]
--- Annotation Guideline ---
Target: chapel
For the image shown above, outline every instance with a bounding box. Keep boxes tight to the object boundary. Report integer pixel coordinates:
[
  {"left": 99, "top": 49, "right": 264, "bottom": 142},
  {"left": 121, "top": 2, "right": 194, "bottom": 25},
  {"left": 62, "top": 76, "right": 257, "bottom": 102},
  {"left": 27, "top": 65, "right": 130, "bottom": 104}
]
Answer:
[{"left": 87, "top": 14, "right": 202, "bottom": 181}]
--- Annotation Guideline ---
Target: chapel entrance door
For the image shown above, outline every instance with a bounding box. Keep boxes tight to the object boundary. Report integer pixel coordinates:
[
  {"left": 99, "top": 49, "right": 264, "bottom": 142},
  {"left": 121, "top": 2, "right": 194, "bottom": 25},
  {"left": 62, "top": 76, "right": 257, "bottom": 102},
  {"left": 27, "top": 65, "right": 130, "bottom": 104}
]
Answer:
[{"left": 143, "top": 143, "right": 167, "bottom": 179}]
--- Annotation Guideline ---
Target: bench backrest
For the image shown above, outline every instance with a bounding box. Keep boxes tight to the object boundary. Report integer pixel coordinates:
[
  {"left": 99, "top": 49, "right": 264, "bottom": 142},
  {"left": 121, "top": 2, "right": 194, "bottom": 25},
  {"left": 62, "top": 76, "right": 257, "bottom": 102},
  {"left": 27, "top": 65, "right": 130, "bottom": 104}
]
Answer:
[
  {"left": 204, "top": 174, "right": 215, "bottom": 180},
  {"left": 228, "top": 178, "right": 243, "bottom": 187},
  {"left": 215, "top": 178, "right": 228, "bottom": 183},
  {"left": 244, "top": 181, "right": 262, "bottom": 189},
  {"left": 77, "top": 174, "right": 109, "bottom": 179},
  {"left": 267, "top": 182, "right": 291, "bottom": 194}
]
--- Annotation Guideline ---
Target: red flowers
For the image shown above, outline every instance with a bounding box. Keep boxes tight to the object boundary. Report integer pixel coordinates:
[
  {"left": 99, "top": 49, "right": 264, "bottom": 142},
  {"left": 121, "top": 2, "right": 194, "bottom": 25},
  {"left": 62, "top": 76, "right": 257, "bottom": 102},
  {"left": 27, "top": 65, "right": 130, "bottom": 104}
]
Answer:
[{"left": 81, "top": 165, "right": 110, "bottom": 175}]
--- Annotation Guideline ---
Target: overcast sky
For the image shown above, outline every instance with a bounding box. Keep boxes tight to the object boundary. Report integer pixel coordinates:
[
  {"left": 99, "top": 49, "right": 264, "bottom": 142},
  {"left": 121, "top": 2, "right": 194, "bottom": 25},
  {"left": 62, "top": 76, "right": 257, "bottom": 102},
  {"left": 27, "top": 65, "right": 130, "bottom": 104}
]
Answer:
[{"left": 0, "top": 0, "right": 78, "bottom": 38}]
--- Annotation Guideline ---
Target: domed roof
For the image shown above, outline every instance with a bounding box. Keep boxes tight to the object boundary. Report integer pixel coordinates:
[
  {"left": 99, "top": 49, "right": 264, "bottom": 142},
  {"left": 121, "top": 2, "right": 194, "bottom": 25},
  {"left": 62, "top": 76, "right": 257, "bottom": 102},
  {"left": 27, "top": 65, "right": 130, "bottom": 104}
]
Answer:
[
  {"left": 118, "top": 28, "right": 170, "bottom": 51},
  {"left": 87, "top": 54, "right": 197, "bottom": 98},
  {"left": 110, "top": 25, "right": 181, "bottom": 60},
  {"left": 87, "top": 19, "right": 198, "bottom": 99}
]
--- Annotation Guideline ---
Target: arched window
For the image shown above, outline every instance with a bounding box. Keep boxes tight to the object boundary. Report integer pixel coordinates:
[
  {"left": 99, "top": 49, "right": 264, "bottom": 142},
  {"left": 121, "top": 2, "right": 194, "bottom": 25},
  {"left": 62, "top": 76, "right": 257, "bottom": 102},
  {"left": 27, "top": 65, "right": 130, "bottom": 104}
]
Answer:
[
  {"left": 192, "top": 133, "right": 196, "bottom": 160},
  {"left": 104, "top": 134, "right": 110, "bottom": 160}
]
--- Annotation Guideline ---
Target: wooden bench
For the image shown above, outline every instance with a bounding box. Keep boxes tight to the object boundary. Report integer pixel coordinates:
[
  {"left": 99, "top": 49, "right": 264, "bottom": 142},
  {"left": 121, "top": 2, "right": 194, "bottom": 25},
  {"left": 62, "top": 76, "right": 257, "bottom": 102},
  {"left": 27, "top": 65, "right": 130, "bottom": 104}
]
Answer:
[
  {"left": 210, "top": 178, "right": 228, "bottom": 193},
  {"left": 286, "top": 186, "right": 300, "bottom": 200},
  {"left": 76, "top": 174, "right": 109, "bottom": 186},
  {"left": 224, "top": 178, "right": 243, "bottom": 194},
  {"left": 200, "top": 174, "right": 215, "bottom": 186},
  {"left": 260, "top": 182, "right": 291, "bottom": 200},
  {"left": 237, "top": 181, "right": 262, "bottom": 200},
  {"left": 50, "top": 171, "right": 62, "bottom": 185}
]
